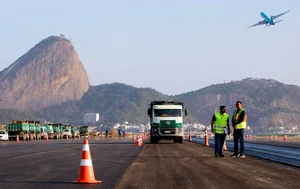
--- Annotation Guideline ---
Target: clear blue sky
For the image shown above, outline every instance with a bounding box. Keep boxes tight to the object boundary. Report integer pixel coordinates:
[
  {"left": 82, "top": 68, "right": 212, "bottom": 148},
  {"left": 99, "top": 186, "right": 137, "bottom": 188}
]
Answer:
[{"left": 0, "top": 0, "right": 298, "bottom": 95}]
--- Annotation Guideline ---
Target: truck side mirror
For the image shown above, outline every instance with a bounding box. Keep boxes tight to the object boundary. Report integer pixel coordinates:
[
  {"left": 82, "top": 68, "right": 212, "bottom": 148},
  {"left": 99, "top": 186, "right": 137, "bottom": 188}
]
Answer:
[
  {"left": 184, "top": 109, "right": 188, "bottom": 116},
  {"left": 147, "top": 109, "right": 151, "bottom": 116}
]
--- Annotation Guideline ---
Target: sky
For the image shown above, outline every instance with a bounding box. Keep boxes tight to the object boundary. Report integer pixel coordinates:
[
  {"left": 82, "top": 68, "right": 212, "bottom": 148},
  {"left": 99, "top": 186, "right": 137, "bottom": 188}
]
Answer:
[{"left": 0, "top": 0, "right": 298, "bottom": 95}]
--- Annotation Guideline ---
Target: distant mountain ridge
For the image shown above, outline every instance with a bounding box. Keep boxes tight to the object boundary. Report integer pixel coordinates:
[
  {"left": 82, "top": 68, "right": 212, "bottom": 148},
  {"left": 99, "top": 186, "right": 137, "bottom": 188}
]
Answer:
[
  {"left": 34, "top": 78, "right": 300, "bottom": 132},
  {"left": 0, "top": 35, "right": 299, "bottom": 133},
  {"left": 36, "top": 83, "right": 198, "bottom": 125},
  {"left": 176, "top": 78, "right": 300, "bottom": 132}
]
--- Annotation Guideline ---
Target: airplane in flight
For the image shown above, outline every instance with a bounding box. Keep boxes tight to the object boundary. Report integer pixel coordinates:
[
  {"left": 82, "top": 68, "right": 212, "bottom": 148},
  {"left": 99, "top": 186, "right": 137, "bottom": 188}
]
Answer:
[{"left": 248, "top": 10, "right": 290, "bottom": 28}]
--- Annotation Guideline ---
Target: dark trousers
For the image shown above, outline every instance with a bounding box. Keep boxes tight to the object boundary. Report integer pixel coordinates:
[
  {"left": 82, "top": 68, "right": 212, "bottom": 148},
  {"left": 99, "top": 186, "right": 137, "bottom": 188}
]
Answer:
[
  {"left": 214, "top": 133, "right": 226, "bottom": 155},
  {"left": 234, "top": 129, "right": 245, "bottom": 154}
]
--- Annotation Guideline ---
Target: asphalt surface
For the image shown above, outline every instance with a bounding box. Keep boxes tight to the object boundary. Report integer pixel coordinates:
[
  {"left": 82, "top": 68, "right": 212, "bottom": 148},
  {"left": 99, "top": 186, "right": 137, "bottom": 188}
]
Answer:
[
  {"left": 0, "top": 138, "right": 142, "bottom": 189},
  {"left": 191, "top": 137, "right": 300, "bottom": 167},
  {"left": 1, "top": 137, "right": 300, "bottom": 189},
  {"left": 246, "top": 139, "right": 300, "bottom": 149},
  {"left": 116, "top": 140, "right": 300, "bottom": 189}
]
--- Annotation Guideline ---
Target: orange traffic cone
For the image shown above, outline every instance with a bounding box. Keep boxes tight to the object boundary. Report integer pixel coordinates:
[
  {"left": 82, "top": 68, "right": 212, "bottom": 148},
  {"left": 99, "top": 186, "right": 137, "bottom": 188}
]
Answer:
[
  {"left": 136, "top": 138, "right": 142, "bottom": 146},
  {"left": 16, "top": 134, "right": 19, "bottom": 142},
  {"left": 73, "top": 139, "right": 102, "bottom": 184},
  {"left": 223, "top": 140, "right": 228, "bottom": 151},
  {"left": 204, "top": 127, "right": 209, "bottom": 146},
  {"left": 46, "top": 135, "right": 49, "bottom": 140},
  {"left": 189, "top": 131, "right": 192, "bottom": 142}
]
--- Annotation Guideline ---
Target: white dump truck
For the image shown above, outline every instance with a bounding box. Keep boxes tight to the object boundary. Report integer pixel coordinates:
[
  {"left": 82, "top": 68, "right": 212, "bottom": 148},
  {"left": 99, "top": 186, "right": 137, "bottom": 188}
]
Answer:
[{"left": 147, "top": 101, "right": 188, "bottom": 144}]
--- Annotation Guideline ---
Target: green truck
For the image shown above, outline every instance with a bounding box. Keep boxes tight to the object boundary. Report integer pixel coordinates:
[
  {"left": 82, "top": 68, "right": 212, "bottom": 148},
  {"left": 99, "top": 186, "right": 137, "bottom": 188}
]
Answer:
[
  {"left": 6, "top": 120, "right": 42, "bottom": 141},
  {"left": 50, "top": 123, "right": 63, "bottom": 139},
  {"left": 147, "top": 101, "right": 188, "bottom": 144},
  {"left": 41, "top": 124, "right": 54, "bottom": 139},
  {"left": 79, "top": 126, "right": 89, "bottom": 137}
]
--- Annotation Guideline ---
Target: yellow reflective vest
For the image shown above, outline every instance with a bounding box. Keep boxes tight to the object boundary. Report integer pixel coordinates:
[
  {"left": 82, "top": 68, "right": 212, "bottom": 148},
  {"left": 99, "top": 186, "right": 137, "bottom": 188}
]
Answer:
[
  {"left": 214, "top": 112, "right": 229, "bottom": 134},
  {"left": 233, "top": 108, "right": 247, "bottom": 129}
]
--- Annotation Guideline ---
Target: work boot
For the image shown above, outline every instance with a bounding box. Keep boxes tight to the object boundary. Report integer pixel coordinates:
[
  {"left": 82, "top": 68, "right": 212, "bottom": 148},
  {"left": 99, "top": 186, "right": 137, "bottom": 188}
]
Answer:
[
  {"left": 219, "top": 154, "right": 225, "bottom": 157},
  {"left": 215, "top": 153, "right": 219, "bottom": 158},
  {"left": 240, "top": 153, "right": 246, "bottom": 158}
]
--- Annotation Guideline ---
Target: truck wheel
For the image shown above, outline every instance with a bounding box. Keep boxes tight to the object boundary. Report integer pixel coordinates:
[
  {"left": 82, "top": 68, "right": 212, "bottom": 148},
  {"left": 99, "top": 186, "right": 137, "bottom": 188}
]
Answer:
[
  {"left": 179, "top": 137, "right": 183, "bottom": 144},
  {"left": 150, "top": 137, "right": 158, "bottom": 143}
]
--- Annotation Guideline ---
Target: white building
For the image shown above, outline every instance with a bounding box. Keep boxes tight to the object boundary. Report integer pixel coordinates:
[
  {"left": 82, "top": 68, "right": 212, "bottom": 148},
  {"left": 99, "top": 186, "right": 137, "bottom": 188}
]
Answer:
[{"left": 83, "top": 113, "right": 99, "bottom": 125}]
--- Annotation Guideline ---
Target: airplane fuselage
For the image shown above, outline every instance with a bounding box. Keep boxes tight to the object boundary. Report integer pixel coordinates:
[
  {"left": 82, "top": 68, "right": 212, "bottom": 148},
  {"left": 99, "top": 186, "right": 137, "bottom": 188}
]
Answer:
[{"left": 260, "top": 12, "right": 274, "bottom": 25}]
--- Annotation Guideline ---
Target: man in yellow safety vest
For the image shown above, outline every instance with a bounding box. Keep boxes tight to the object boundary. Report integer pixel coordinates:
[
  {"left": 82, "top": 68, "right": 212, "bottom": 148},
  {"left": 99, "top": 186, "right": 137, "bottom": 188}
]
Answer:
[
  {"left": 231, "top": 101, "right": 247, "bottom": 158},
  {"left": 211, "top": 105, "right": 230, "bottom": 158}
]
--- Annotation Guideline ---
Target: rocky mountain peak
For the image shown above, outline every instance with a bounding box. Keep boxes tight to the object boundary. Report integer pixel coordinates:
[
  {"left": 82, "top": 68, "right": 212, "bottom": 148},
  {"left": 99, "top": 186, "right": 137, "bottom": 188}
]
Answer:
[{"left": 0, "top": 35, "right": 90, "bottom": 111}]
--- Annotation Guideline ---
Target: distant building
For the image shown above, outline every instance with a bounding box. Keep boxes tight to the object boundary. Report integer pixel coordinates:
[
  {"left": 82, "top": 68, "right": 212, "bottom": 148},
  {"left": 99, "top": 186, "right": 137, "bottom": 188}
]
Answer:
[{"left": 83, "top": 113, "right": 99, "bottom": 125}]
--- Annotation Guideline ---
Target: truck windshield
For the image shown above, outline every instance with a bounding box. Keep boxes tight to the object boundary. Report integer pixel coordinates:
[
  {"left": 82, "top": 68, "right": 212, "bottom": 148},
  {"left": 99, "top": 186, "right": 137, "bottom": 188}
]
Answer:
[{"left": 154, "top": 109, "right": 182, "bottom": 117}]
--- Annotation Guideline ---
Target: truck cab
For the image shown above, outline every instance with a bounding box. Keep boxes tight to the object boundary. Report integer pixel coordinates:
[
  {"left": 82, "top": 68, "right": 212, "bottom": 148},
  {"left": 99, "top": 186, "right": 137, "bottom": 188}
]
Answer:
[
  {"left": 0, "top": 129, "right": 9, "bottom": 141},
  {"left": 40, "top": 126, "right": 49, "bottom": 139},
  {"left": 62, "top": 129, "right": 72, "bottom": 138},
  {"left": 147, "top": 101, "right": 188, "bottom": 144},
  {"left": 79, "top": 126, "right": 89, "bottom": 137}
]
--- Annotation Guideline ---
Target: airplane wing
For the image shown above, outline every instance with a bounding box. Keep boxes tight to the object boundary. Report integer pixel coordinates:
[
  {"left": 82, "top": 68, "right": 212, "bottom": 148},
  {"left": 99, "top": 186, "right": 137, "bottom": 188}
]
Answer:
[
  {"left": 271, "top": 10, "right": 290, "bottom": 20},
  {"left": 248, "top": 20, "right": 268, "bottom": 28}
]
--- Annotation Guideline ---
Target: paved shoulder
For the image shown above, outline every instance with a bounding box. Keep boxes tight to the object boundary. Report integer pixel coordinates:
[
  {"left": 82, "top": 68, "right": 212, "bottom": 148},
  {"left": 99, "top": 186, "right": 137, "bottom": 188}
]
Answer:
[{"left": 115, "top": 141, "right": 300, "bottom": 189}]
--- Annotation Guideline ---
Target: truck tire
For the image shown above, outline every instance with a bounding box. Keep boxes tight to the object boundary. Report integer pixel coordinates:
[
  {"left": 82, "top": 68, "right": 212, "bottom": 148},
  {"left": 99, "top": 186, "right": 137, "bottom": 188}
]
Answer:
[
  {"left": 150, "top": 136, "right": 159, "bottom": 143},
  {"left": 179, "top": 137, "right": 183, "bottom": 144}
]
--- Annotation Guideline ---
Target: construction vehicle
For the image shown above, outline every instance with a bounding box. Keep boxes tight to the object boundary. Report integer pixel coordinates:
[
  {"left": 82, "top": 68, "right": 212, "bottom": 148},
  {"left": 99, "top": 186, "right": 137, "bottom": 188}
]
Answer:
[
  {"left": 68, "top": 125, "right": 79, "bottom": 138},
  {"left": 40, "top": 126, "right": 49, "bottom": 139},
  {"left": 62, "top": 124, "right": 72, "bottom": 139},
  {"left": 147, "top": 101, "right": 188, "bottom": 144},
  {"left": 79, "top": 126, "right": 89, "bottom": 137},
  {"left": 50, "top": 123, "right": 63, "bottom": 139},
  {"left": 6, "top": 120, "right": 42, "bottom": 141},
  {"left": 40, "top": 125, "right": 54, "bottom": 139},
  {"left": 28, "top": 121, "right": 41, "bottom": 140}
]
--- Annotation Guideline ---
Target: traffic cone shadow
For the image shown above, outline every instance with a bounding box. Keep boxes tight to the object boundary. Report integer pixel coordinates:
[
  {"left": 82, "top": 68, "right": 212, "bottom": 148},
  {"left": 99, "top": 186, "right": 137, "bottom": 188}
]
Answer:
[{"left": 73, "top": 139, "right": 102, "bottom": 184}]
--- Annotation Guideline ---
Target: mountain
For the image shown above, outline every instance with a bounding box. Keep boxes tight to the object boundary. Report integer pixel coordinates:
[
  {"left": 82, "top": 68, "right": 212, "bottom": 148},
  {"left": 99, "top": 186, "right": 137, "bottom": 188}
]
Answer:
[
  {"left": 36, "top": 83, "right": 200, "bottom": 125},
  {"left": 1, "top": 35, "right": 300, "bottom": 132},
  {"left": 0, "top": 35, "right": 89, "bottom": 112},
  {"left": 0, "top": 109, "right": 44, "bottom": 124},
  {"left": 36, "top": 83, "right": 163, "bottom": 124},
  {"left": 32, "top": 78, "right": 300, "bottom": 132},
  {"left": 176, "top": 78, "right": 300, "bottom": 132}
]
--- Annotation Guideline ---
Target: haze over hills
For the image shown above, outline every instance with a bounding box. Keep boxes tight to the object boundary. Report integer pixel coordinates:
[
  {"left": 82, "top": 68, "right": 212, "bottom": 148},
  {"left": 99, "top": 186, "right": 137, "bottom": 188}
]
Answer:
[
  {"left": 0, "top": 35, "right": 299, "bottom": 133},
  {"left": 0, "top": 35, "right": 89, "bottom": 112}
]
